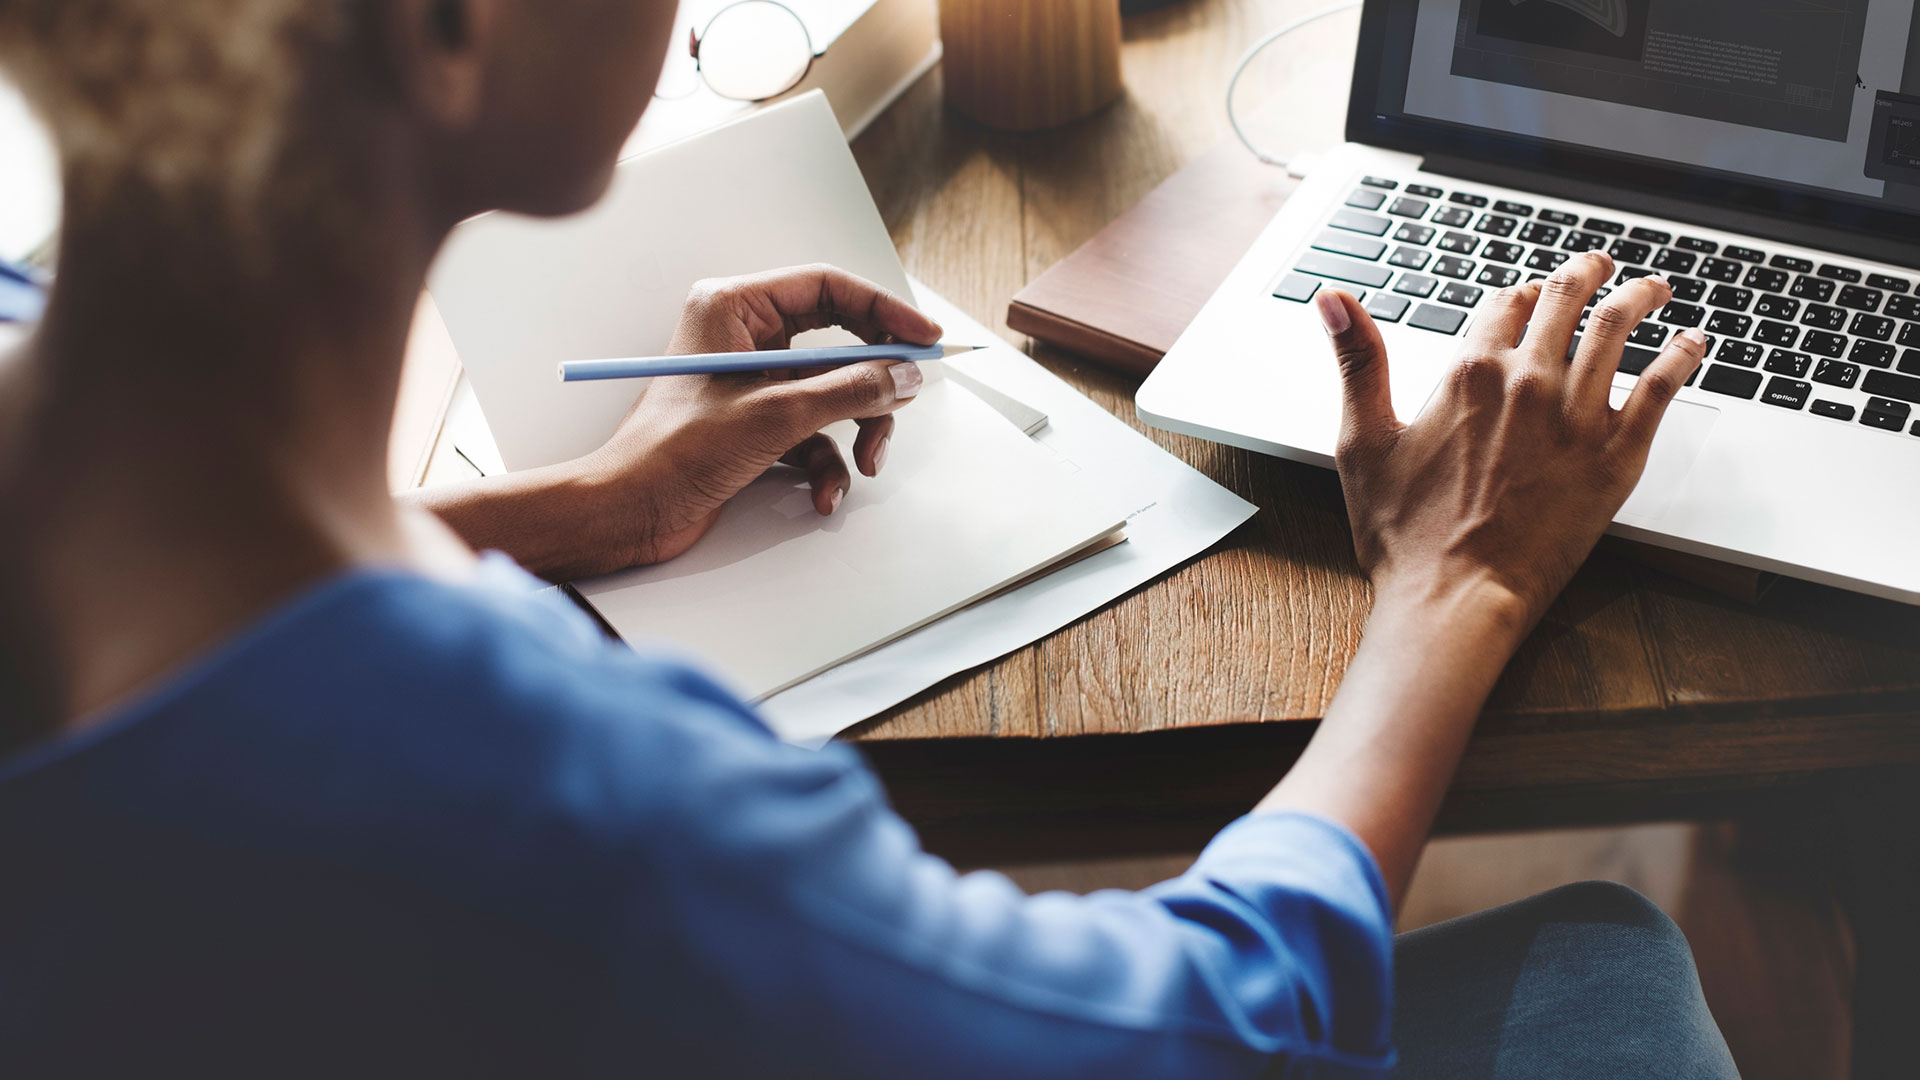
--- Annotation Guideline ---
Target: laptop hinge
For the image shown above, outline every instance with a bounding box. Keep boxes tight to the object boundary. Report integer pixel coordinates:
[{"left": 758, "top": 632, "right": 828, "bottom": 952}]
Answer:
[{"left": 1420, "top": 153, "right": 1920, "bottom": 272}]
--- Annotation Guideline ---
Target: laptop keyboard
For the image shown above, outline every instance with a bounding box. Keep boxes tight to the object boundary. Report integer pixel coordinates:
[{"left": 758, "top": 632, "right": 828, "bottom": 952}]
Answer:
[{"left": 1273, "top": 174, "right": 1920, "bottom": 440}]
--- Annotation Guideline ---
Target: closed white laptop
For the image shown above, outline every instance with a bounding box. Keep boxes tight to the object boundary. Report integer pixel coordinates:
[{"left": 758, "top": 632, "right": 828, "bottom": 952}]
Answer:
[{"left": 1139, "top": 0, "right": 1920, "bottom": 604}]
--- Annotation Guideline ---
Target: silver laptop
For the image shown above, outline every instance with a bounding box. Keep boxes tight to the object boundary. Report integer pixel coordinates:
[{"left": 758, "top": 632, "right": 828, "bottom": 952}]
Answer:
[{"left": 1138, "top": 0, "right": 1920, "bottom": 605}]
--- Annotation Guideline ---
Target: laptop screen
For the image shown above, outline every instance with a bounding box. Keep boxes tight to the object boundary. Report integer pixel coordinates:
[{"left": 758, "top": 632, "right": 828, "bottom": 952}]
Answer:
[{"left": 1354, "top": 0, "right": 1920, "bottom": 239}]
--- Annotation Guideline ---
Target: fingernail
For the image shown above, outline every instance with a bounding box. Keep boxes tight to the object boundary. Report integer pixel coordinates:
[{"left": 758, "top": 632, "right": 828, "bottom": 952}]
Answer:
[
  {"left": 828, "top": 488, "right": 844, "bottom": 514},
  {"left": 874, "top": 435, "right": 890, "bottom": 474},
  {"left": 1680, "top": 328, "right": 1709, "bottom": 348},
  {"left": 1646, "top": 274, "right": 1671, "bottom": 289},
  {"left": 891, "top": 363, "right": 923, "bottom": 399},
  {"left": 1314, "top": 290, "right": 1350, "bottom": 335}
]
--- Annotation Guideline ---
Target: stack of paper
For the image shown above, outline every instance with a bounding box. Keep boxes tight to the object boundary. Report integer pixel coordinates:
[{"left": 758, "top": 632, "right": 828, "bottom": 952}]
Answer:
[{"left": 429, "top": 92, "right": 1256, "bottom": 742}]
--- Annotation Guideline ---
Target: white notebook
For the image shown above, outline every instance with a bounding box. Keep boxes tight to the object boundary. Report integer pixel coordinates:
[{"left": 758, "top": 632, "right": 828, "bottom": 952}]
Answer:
[{"left": 429, "top": 92, "right": 1125, "bottom": 698}]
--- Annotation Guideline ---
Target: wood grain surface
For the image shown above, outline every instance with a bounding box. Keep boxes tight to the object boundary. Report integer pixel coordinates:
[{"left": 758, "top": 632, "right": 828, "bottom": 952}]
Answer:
[{"left": 844, "top": 0, "right": 1920, "bottom": 862}]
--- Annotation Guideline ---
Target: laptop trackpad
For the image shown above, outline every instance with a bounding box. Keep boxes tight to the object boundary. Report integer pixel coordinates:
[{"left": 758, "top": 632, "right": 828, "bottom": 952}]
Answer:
[{"left": 1611, "top": 387, "right": 1719, "bottom": 524}]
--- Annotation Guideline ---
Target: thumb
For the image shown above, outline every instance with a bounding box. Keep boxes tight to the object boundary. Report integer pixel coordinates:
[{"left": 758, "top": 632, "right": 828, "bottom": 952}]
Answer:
[
  {"left": 760, "top": 359, "right": 921, "bottom": 445},
  {"left": 1315, "top": 289, "right": 1397, "bottom": 454}
]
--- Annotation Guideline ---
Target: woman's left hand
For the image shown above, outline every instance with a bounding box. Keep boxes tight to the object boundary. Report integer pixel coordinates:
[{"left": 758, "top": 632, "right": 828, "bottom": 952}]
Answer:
[{"left": 403, "top": 264, "right": 941, "bottom": 580}]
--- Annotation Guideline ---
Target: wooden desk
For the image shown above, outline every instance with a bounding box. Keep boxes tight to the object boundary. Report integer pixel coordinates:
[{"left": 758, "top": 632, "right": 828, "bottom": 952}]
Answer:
[{"left": 842, "top": 0, "right": 1920, "bottom": 866}]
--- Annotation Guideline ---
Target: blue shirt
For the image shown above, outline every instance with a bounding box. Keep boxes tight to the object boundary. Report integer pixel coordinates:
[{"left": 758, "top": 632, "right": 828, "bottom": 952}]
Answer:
[{"left": 0, "top": 556, "right": 1393, "bottom": 1078}]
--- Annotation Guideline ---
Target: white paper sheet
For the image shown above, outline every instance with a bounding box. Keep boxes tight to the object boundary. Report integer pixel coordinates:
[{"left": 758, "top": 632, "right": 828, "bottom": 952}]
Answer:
[
  {"left": 757, "top": 281, "right": 1257, "bottom": 747},
  {"left": 574, "top": 369, "right": 1124, "bottom": 701}
]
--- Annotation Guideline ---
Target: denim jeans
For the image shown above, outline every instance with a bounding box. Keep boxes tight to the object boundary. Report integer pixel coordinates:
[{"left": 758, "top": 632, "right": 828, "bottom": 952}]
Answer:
[{"left": 1391, "top": 881, "right": 1740, "bottom": 1078}]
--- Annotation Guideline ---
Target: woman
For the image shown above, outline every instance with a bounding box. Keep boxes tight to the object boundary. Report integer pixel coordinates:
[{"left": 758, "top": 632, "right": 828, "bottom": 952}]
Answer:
[{"left": 0, "top": 1, "right": 1738, "bottom": 1077}]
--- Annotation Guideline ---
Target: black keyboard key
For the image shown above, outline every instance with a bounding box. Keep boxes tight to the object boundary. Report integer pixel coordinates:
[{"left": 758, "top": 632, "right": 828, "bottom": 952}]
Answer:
[
  {"left": 1493, "top": 199, "right": 1532, "bottom": 215},
  {"left": 1475, "top": 213, "right": 1517, "bottom": 237},
  {"left": 1706, "top": 312, "right": 1752, "bottom": 337},
  {"left": 1437, "top": 231, "right": 1479, "bottom": 254},
  {"left": 1801, "top": 304, "right": 1846, "bottom": 331},
  {"left": 1450, "top": 191, "right": 1488, "bottom": 207},
  {"left": 1273, "top": 273, "right": 1320, "bottom": 302},
  {"left": 1764, "top": 349, "right": 1811, "bottom": 377},
  {"left": 1365, "top": 292, "right": 1411, "bottom": 322},
  {"left": 1851, "top": 313, "right": 1895, "bottom": 341},
  {"left": 1868, "top": 273, "right": 1910, "bottom": 293},
  {"left": 1627, "top": 323, "right": 1670, "bottom": 348},
  {"left": 1483, "top": 241, "right": 1524, "bottom": 264},
  {"left": 1389, "top": 246, "right": 1431, "bottom": 270},
  {"left": 1862, "top": 397, "right": 1912, "bottom": 431},
  {"left": 1388, "top": 197, "right": 1431, "bottom": 218},
  {"left": 1562, "top": 231, "right": 1607, "bottom": 253},
  {"left": 1434, "top": 256, "right": 1477, "bottom": 280},
  {"left": 1565, "top": 334, "right": 1661, "bottom": 375},
  {"left": 1753, "top": 294, "right": 1800, "bottom": 320},
  {"left": 1812, "top": 400, "right": 1856, "bottom": 421},
  {"left": 1659, "top": 302, "right": 1705, "bottom": 328},
  {"left": 1651, "top": 248, "right": 1697, "bottom": 274},
  {"left": 1812, "top": 359, "right": 1861, "bottom": 389},
  {"left": 1583, "top": 287, "right": 1613, "bottom": 309},
  {"left": 1789, "top": 276, "right": 1835, "bottom": 302},
  {"left": 1699, "top": 257, "right": 1743, "bottom": 282},
  {"left": 1361, "top": 176, "right": 1398, "bottom": 189},
  {"left": 1616, "top": 267, "right": 1656, "bottom": 284},
  {"left": 1394, "top": 273, "right": 1439, "bottom": 298},
  {"left": 1394, "top": 223, "right": 1437, "bottom": 245},
  {"left": 1518, "top": 222, "right": 1562, "bottom": 245},
  {"left": 1312, "top": 231, "right": 1388, "bottom": 260},
  {"left": 1526, "top": 249, "right": 1569, "bottom": 272},
  {"left": 1761, "top": 376, "right": 1811, "bottom": 410},
  {"left": 1676, "top": 236, "right": 1718, "bottom": 253},
  {"left": 1477, "top": 266, "right": 1521, "bottom": 288},
  {"left": 1432, "top": 206, "right": 1474, "bottom": 228},
  {"left": 1769, "top": 254, "right": 1813, "bottom": 273},
  {"left": 1837, "top": 285, "right": 1884, "bottom": 312},
  {"left": 1408, "top": 302, "right": 1467, "bottom": 334},
  {"left": 1706, "top": 285, "right": 1753, "bottom": 312},
  {"left": 1723, "top": 245, "right": 1765, "bottom": 262},
  {"left": 1629, "top": 227, "right": 1672, "bottom": 245},
  {"left": 1330, "top": 209, "right": 1392, "bottom": 236},
  {"left": 1886, "top": 295, "right": 1920, "bottom": 321},
  {"left": 1753, "top": 321, "right": 1800, "bottom": 347},
  {"left": 1744, "top": 267, "right": 1790, "bottom": 293},
  {"left": 1862, "top": 369, "right": 1920, "bottom": 405},
  {"left": 1347, "top": 189, "right": 1388, "bottom": 210},
  {"left": 1583, "top": 217, "right": 1624, "bottom": 235},
  {"left": 1803, "top": 331, "right": 1847, "bottom": 357},
  {"left": 1405, "top": 183, "right": 1443, "bottom": 198},
  {"left": 1902, "top": 323, "right": 1920, "bottom": 348},
  {"left": 1852, "top": 340, "right": 1898, "bottom": 368},
  {"left": 1701, "top": 364, "right": 1764, "bottom": 398},
  {"left": 1902, "top": 349, "right": 1920, "bottom": 375},
  {"left": 1609, "top": 240, "right": 1653, "bottom": 264},
  {"left": 1716, "top": 340, "right": 1763, "bottom": 367},
  {"left": 1818, "top": 263, "right": 1861, "bottom": 282},
  {"left": 1296, "top": 251, "right": 1394, "bottom": 289},
  {"left": 1538, "top": 209, "right": 1580, "bottom": 226},
  {"left": 1670, "top": 277, "right": 1707, "bottom": 302},
  {"left": 1438, "top": 282, "right": 1483, "bottom": 306}
]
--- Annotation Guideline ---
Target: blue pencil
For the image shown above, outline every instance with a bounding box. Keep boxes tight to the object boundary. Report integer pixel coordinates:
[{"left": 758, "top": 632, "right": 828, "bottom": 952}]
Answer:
[{"left": 558, "top": 343, "right": 982, "bottom": 383}]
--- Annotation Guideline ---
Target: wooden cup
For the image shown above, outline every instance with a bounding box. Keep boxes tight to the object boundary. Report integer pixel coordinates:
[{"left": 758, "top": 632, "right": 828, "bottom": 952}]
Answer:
[{"left": 940, "top": 0, "right": 1124, "bottom": 132}]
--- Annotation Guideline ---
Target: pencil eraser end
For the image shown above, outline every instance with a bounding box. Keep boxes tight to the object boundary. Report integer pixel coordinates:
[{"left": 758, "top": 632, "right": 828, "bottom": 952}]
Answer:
[{"left": 556, "top": 362, "right": 567, "bottom": 383}]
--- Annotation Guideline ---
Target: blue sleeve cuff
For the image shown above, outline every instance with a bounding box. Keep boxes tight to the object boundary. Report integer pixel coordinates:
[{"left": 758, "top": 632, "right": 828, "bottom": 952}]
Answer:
[{"left": 1167, "top": 810, "right": 1396, "bottom": 1073}]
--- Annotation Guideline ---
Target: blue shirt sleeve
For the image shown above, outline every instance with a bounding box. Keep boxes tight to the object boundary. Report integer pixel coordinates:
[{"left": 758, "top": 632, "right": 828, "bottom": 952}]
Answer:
[{"left": 559, "top": 657, "right": 1396, "bottom": 1079}]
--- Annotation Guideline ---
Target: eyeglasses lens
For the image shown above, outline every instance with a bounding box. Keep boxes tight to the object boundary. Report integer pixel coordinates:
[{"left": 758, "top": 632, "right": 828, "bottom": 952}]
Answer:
[{"left": 698, "top": 2, "right": 813, "bottom": 102}]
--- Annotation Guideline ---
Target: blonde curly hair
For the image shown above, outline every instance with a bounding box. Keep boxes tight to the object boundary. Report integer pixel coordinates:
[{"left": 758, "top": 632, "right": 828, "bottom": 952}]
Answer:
[{"left": 0, "top": 0, "right": 343, "bottom": 210}]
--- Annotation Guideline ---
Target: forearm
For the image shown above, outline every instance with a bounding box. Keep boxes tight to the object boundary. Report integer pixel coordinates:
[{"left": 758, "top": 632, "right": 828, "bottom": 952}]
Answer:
[
  {"left": 399, "top": 463, "right": 636, "bottom": 582},
  {"left": 1257, "top": 574, "right": 1533, "bottom": 906}
]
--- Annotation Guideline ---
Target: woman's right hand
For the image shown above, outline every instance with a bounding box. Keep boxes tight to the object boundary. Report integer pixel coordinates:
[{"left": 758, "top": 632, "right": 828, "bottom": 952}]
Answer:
[{"left": 1316, "top": 250, "right": 1709, "bottom": 629}]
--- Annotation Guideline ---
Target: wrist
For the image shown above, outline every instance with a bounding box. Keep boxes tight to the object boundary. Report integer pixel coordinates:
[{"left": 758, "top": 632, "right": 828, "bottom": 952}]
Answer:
[{"left": 1367, "top": 567, "right": 1535, "bottom": 658}]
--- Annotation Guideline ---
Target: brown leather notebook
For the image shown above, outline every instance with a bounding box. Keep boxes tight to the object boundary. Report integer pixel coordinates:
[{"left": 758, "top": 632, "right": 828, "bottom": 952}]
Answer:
[
  {"left": 1007, "top": 138, "right": 1298, "bottom": 375},
  {"left": 1009, "top": 138, "right": 1772, "bottom": 604}
]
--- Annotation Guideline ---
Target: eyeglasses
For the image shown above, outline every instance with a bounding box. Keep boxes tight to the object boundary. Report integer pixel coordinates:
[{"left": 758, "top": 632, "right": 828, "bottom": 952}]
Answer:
[{"left": 653, "top": 1, "right": 823, "bottom": 104}]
